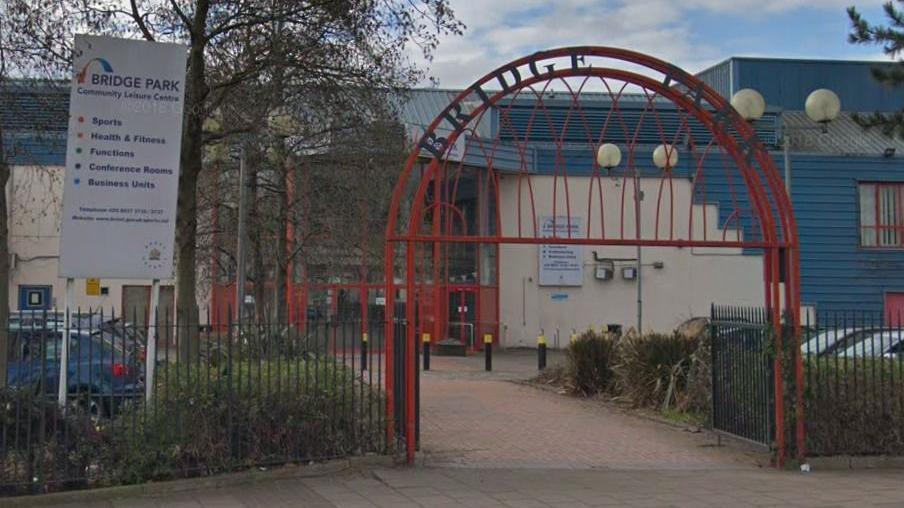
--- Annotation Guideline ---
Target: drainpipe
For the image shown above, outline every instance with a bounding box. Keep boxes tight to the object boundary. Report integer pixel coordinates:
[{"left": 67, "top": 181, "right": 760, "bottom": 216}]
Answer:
[{"left": 783, "top": 133, "right": 791, "bottom": 196}]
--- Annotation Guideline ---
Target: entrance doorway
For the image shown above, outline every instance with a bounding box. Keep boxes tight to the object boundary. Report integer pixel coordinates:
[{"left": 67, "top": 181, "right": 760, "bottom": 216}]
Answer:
[
  {"left": 447, "top": 286, "right": 477, "bottom": 350},
  {"left": 121, "top": 284, "right": 175, "bottom": 326}
]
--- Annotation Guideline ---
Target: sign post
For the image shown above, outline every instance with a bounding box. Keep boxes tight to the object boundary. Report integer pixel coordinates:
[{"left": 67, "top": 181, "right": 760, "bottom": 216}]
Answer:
[
  {"left": 146, "top": 279, "right": 160, "bottom": 401},
  {"left": 58, "top": 34, "right": 187, "bottom": 406},
  {"left": 58, "top": 278, "right": 74, "bottom": 406}
]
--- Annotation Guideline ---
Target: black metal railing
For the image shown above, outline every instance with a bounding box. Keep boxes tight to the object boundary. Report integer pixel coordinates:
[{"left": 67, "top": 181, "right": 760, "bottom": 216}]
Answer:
[
  {"left": 1, "top": 308, "right": 389, "bottom": 496},
  {"left": 802, "top": 309, "right": 904, "bottom": 456},
  {"left": 711, "top": 305, "right": 775, "bottom": 447},
  {"left": 712, "top": 304, "right": 904, "bottom": 457}
]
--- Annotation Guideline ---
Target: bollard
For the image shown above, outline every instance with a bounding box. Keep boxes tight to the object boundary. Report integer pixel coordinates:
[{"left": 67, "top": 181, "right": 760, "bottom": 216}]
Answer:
[
  {"left": 484, "top": 334, "right": 493, "bottom": 371},
  {"left": 361, "top": 332, "right": 368, "bottom": 371},
  {"left": 538, "top": 332, "right": 547, "bottom": 370},
  {"left": 422, "top": 333, "right": 431, "bottom": 371}
]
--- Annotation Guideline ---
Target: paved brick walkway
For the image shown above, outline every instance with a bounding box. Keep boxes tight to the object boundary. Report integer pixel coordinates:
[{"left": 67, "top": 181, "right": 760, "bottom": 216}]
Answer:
[{"left": 419, "top": 350, "right": 768, "bottom": 469}]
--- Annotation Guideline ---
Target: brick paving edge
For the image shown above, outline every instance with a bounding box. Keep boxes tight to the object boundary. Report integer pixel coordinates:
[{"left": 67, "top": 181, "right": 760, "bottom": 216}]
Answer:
[{"left": 4, "top": 455, "right": 395, "bottom": 507}]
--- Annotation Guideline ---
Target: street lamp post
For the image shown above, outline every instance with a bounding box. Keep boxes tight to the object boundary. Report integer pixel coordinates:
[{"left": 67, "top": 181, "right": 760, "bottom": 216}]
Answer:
[
  {"left": 595, "top": 142, "right": 678, "bottom": 333},
  {"left": 731, "top": 87, "right": 841, "bottom": 196}
]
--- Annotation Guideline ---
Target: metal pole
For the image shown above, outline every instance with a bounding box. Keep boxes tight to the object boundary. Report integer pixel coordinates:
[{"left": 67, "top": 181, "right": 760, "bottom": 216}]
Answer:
[
  {"left": 235, "top": 146, "right": 248, "bottom": 323},
  {"left": 58, "top": 277, "right": 74, "bottom": 406},
  {"left": 537, "top": 330, "right": 547, "bottom": 370},
  {"left": 422, "top": 333, "right": 431, "bottom": 371},
  {"left": 783, "top": 133, "right": 791, "bottom": 196},
  {"left": 146, "top": 278, "right": 160, "bottom": 402},
  {"left": 637, "top": 188, "right": 644, "bottom": 333}
]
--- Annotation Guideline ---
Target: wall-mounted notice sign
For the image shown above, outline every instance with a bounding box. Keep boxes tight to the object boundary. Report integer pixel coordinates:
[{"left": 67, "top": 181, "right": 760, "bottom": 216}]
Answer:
[
  {"left": 85, "top": 278, "right": 101, "bottom": 296},
  {"left": 59, "top": 35, "right": 187, "bottom": 279},
  {"left": 538, "top": 216, "right": 583, "bottom": 287}
]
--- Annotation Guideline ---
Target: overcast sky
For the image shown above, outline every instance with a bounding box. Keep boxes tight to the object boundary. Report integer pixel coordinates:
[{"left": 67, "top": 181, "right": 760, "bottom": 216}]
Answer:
[{"left": 413, "top": 0, "right": 891, "bottom": 88}]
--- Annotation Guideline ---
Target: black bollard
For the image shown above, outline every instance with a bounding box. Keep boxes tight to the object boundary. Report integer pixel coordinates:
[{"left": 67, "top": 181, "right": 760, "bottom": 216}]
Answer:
[
  {"left": 361, "top": 332, "right": 368, "bottom": 371},
  {"left": 538, "top": 334, "right": 547, "bottom": 370},
  {"left": 484, "top": 334, "right": 493, "bottom": 371},
  {"left": 422, "top": 333, "right": 431, "bottom": 371}
]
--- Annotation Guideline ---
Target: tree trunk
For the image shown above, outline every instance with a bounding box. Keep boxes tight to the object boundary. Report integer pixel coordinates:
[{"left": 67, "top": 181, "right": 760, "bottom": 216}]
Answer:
[
  {"left": 273, "top": 147, "right": 289, "bottom": 325},
  {"left": 176, "top": 27, "right": 208, "bottom": 363},
  {"left": 0, "top": 143, "right": 10, "bottom": 389},
  {"left": 248, "top": 161, "right": 267, "bottom": 322}
]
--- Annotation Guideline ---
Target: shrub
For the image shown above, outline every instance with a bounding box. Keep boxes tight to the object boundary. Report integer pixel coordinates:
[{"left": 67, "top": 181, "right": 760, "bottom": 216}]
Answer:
[
  {"left": 805, "top": 358, "right": 904, "bottom": 456},
  {"left": 106, "top": 357, "right": 381, "bottom": 483},
  {"left": 0, "top": 390, "right": 109, "bottom": 495},
  {"left": 682, "top": 326, "right": 712, "bottom": 417},
  {"left": 613, "top": 331, "right": 699, "bottom": 410},
  {"left": 0, "top": 357, "right": 383, "bottom": 495},
  {"left": 566, "top": 329, "right": 616, "bottom": 395}
]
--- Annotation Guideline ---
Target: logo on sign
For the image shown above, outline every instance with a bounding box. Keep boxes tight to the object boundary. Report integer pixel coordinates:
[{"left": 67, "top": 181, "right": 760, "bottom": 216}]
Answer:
[
  {"left": 76, "top": 57, "right": 113, "bottom": 84},
  {"left": 143, "top": 241, "right": 165, "bottom": 270}
]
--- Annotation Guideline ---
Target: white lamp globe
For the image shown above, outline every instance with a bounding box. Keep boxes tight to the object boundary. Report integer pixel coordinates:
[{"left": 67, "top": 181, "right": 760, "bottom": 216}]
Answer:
[
  {"left": 731, "top": 88, "right": 766, "bottom": 121},
  {"left": 805, "top": 88, "right": 841, "bottom": 124},
  {"left": 652, "top": 144, "right": 678, "bottom": 170},
  {"left": 596, "top": 143, "right": 622, "bottom": 169}
]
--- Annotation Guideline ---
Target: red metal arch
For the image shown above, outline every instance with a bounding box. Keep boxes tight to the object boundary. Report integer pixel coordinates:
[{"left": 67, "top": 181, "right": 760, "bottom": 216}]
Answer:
[{"left": 384, "top": 46, "right": 803, "bottom": 466}]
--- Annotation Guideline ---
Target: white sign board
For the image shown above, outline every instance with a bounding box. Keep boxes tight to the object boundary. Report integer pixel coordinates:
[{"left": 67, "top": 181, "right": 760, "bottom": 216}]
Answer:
[
  {"left": 59, "top": 35, "right": 187, "bottom": 279},
  {"left": 539, "top": 216, "right": 583, "bottom": 286},
  {"left": 408, "top": 124, "right": 466, "bottom": 162}
]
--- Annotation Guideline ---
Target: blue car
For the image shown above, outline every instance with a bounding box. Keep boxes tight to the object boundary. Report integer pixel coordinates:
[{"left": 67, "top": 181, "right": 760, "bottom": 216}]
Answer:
[{"left": 7, "top": 329, "right": 144, "bottom": 419}]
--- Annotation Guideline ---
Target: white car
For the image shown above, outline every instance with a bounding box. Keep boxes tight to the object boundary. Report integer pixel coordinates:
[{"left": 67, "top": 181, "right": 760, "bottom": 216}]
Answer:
[
  {"left": 801, "top": 328, "right": 874, "bottom": 356},
  {"left": 837, "top": 330, "right": 904, "bottom": 358}
]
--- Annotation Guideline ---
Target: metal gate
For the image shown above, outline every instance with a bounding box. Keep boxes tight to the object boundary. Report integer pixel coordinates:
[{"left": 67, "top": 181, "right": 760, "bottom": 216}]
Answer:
[{"left": 711, "top": 305, "right": 775, "bottom": 447}]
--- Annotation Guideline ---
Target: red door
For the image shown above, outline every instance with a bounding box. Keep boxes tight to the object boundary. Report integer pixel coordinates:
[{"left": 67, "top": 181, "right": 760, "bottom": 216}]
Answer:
[
  {"left": 447, "top": 287, "right": 478, "bottom": 350},
  {"left": 886, "top": 293, "right": 904, "bottom": 327}
]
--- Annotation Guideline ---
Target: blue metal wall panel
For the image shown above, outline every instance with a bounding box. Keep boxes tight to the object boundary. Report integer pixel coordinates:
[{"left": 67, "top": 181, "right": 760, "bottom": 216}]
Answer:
[
  {"left": 790, "top": 155, "right": 904, "bottom": 314},
  {"left": 498, "top": 102, "right": 778, "bottom": 147},
  {"left": 733, "top": 59, "right": 904, "bottom": 113},
  {"left": 3, "top": 132, "right": 66, "bottom": 166},
  {"left": 695, "top": 60, "right": 732, "bottom": 99}
]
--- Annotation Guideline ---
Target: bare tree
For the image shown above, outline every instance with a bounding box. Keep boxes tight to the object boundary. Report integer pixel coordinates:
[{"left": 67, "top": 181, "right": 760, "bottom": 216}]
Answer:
[
  {"left": 3, "top": 0, "right": 463, "bottom": 360},
  {"left": 0, "top": 20, "right": 10, "bottom": 387},
  {"left": 0, "top": 12, "right": 71, "bottom": 386}
]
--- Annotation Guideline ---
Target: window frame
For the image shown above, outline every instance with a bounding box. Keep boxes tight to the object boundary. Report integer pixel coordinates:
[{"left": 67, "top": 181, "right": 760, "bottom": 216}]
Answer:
[{"left": 859, "top": 181, "right": 904, "bottom": 249}]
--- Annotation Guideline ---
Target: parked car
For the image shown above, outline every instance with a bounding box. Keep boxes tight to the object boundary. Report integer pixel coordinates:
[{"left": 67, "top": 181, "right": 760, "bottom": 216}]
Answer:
[
  {"left": 801, "top": 328, "right": 875, "bottom": 356},
  {"left": 6, "top": 329, "right": 144, "bottom": 419},
  {"left": 8, "top": 310, "right": 64, "bottom": 333},
  {"left": 67, "top": 313, "right": 149, "bottom": 361},
  {"left": 836, "top": 330, "right": 904, "bottom": 358}
]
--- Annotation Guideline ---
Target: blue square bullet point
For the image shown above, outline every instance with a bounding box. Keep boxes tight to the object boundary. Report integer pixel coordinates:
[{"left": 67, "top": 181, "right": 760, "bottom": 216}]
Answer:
[{"left": 74, "top": 178, "right": 80, "bottom": 185}]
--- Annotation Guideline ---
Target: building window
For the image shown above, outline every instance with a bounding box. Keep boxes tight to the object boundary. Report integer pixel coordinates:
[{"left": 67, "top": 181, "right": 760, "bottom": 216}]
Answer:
[{"left": 860, "top": 182, "right": 904, "bottom": 248}]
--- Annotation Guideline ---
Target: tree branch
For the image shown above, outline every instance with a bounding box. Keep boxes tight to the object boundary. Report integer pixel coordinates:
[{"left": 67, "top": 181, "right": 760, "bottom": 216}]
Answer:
[{"left": 129, "top": 0, "right": 156, "bottom": 41}]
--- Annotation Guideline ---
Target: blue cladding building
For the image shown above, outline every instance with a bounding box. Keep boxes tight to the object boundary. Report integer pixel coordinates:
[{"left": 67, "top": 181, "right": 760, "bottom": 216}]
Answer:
[{"left": 697, "top": 57, "right": 904, "bottom": 320}]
